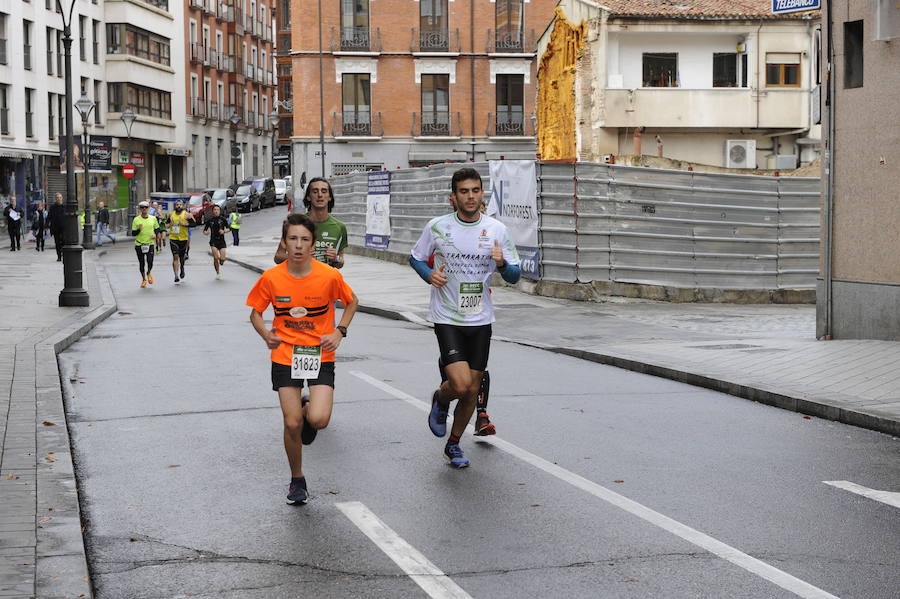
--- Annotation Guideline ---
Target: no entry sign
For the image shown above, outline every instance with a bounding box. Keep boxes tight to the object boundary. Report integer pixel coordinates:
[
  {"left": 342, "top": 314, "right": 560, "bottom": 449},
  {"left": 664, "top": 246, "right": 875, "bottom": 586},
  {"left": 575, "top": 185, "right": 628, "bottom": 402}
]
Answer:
[{"left": 122, "top": 163, "right": 135, "bottom": 179}]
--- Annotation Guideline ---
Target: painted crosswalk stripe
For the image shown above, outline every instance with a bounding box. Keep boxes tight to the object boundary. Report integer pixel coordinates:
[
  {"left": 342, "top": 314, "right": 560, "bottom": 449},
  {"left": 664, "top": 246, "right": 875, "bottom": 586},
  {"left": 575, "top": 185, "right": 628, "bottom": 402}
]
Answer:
[
  {"left": 336, "top": 501, "right": 473, "bottom": 599},
  {"left": 350, "top": 370, "right": 839, "bottom": 599},
  {"left": 824, "top": 481, "right": 900, "bottom": 509}
]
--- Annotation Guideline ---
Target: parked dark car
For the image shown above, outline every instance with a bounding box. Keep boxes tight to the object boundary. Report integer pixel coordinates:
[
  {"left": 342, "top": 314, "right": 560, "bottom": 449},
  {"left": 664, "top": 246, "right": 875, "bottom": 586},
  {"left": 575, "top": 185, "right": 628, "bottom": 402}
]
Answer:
[
  {"left": 234, "top": 185, "right": 260, "bottom": 212},
  {"left": 205, "top": 188, "right": 237, "bottom": 215},
  {"left": 186, "top": 192, "right": 215, "bottom": 223},
  {"left": 250, "top": 177, "right": 276, "bottom": 208}
]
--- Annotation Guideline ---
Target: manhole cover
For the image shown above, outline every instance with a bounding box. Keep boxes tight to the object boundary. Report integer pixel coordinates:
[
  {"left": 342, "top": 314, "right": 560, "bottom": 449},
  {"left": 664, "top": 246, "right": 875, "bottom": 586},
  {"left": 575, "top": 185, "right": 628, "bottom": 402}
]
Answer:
[
  {"left": 335, "top": 355, "right": 366, "bottom": 362},
  {"left": 687, "top": 344, "right": 761, "bottom": 350}
]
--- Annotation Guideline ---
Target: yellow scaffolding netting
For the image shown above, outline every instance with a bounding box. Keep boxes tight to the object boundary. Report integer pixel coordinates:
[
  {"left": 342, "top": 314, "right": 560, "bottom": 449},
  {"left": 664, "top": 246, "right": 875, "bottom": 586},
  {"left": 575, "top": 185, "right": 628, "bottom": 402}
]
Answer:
[{"left": 537, "top": 8, "right": 585, "bottom": 161}]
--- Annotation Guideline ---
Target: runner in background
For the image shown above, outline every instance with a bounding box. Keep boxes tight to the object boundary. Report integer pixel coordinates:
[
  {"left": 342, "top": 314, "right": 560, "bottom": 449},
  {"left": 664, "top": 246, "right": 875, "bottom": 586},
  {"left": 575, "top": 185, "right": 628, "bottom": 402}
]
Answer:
[
  {"left": 132, "top": 201, "right": 158, "bottom": 288},
  {"left": 203, "top": 205, "right": 229, "bottom": 280},
  {"left": 273, "top": 178, "right": 347, "bottom": 268}
]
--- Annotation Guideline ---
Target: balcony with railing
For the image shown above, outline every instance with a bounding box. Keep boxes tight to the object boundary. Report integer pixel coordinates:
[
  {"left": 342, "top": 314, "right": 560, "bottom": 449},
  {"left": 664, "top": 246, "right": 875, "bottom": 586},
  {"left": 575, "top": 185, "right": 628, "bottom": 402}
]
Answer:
[
  {"left": 487, "top": 28, "right": 536, "bottom": 53},
  {"left": 202, "top": 0, "right": 215, "bottom": 14},
  {"left": 190, "top": 96, "right": 209, "bottom": 118},
  {"left": 223, "top": 104, "right": 242, "bottom": 124},
  {"left": 190, "top": 42, "right": 205, "bottom": 63},
  {"left": 189, "top": 0, "right": 203, "bottom": 9},
  {"left": 0, "top": 39, "right": 7, "bottom": 65},
  {"left": 333, "top": 111, "right": 382, "bottom": 138},
  {"left": 246, "top": 15, "right": 257, "bottom": 37},
  {"left": 411, "top": 28, "right": 459, "bottom": 53},
  {"left": 24, "top": 44, "right": 32, "bottom": 70},
  {"left": 330, "top": 26, "right": 382, "bottom": 52},
  {"left": 245, "top": 63, "right": 255, "bottom": 80},
  {"left": 412, "top": 111, "right": 461, "bottom": 137},
  {"left": 486, "top": 111, "right": 534, "bottom": 137}
]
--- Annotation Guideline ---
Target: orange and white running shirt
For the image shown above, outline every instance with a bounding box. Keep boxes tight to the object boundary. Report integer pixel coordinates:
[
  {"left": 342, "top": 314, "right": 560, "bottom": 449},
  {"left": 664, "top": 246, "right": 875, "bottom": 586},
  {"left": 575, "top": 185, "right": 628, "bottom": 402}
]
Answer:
[{"left": 246, "top": 260, "right": 355, "bottom": 365}]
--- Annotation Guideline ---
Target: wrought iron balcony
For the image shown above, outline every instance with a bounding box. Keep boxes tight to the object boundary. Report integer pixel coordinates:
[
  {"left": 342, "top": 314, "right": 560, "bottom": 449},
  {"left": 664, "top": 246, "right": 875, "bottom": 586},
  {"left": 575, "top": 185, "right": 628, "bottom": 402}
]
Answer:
[
  {"left": 333, "top": 111, "right": 383, "bottom": 137},
  {"left": 191, "top": 96, "right": 209, "bottom": 118},
  {"left": 487, "top": 28, "right": 535, "bottom": 53},
  {"left": 245, "top": 63, "right": 255, "bottom": 80},
  {"left": 190, "top": 42, "right": 205, "bottom": 63},
  {"left": 217, "top": 2, "right": 232, "bottom": 22},
  {"left": 412, "top": 111, "right": 461, "bottom": 137},
  {"left": 329, "top": 27, "right": 382, "bottom": 52},
  {"left": 411, "top": 28, "right": 459, "bottom": 53},
  {"left": 189, "top": 0, "right": 203, "bottom": 9},
  {"left": 486, "top": 111, "right": 534, "bottom": 137}
]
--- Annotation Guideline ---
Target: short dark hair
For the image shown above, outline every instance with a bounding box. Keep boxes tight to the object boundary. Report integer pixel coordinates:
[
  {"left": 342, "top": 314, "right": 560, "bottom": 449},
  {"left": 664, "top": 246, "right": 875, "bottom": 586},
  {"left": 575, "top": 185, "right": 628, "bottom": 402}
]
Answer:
[
  {"left": 450, "top": 167, "right": 482, "bottom": 193},
  {"left": 302, "top": 177, "right": 335, "bottom": 212},
  {"left": 281, "top": 213, "right": 316, "bottom": 242}
]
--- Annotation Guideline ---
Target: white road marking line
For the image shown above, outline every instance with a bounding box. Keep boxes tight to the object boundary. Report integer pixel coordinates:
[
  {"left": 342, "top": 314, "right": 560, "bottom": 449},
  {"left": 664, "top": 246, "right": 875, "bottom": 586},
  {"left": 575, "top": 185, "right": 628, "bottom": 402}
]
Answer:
[
  {"left": 336, "top": 501, "right": 473, "bottom": 599},
  {"left": 350, "top": 371, "right": 840, "bottom": 599},
  {"left": 823, "top": 481, "right": 900, "bottom": 509}
]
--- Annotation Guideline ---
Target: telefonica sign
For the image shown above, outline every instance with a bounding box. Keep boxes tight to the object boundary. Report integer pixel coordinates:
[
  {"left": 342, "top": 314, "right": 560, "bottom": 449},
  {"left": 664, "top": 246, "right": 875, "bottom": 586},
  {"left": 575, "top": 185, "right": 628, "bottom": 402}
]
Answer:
[{"left": 772, "top": 0, "right": 820, "bottom": 14}]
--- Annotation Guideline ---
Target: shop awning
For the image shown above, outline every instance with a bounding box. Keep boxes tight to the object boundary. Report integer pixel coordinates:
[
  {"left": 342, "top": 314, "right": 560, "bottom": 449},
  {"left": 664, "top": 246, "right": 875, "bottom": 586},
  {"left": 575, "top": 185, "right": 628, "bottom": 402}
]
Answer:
[{"left": 0, "top": 149, "right": 34, "bottom": 160}]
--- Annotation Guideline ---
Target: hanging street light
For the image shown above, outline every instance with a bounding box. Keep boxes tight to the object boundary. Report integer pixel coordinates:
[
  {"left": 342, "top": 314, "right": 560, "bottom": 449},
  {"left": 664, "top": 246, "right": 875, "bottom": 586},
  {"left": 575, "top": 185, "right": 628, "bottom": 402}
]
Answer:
[
  {"left": 120, "top": 107, "right": 137, "bottom": 232},
  {"left": 74, "top": 90, "right": 96, "bottom": 249}
]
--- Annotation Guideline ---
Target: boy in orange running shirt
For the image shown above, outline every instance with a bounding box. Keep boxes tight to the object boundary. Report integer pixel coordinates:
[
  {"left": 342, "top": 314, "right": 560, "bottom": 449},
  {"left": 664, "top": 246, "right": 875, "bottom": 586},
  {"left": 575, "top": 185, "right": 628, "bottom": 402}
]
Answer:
[{"left": 247, "top": 213, "right": 359, "bottom": 505}]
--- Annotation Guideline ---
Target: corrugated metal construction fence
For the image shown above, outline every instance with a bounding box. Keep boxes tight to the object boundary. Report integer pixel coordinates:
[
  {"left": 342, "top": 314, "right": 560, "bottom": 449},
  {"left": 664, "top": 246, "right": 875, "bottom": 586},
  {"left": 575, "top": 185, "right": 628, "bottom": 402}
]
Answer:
[{"left": 330, "top": 161, "right": 821, "bottom": 291}]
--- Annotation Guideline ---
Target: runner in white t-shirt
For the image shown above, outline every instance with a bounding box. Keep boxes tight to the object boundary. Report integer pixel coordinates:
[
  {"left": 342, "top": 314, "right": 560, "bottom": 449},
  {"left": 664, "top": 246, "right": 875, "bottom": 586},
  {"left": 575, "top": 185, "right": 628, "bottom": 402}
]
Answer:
[{"left": 409, "top": 167, "right": 521, "bottom": 468}]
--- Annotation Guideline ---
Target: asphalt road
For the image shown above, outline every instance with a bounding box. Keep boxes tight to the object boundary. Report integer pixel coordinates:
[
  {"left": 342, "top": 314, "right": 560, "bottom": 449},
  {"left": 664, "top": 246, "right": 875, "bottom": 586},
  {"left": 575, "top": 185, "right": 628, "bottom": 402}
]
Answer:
[{"left": 60, "top": 207, "right": 900, "bottom": 598}]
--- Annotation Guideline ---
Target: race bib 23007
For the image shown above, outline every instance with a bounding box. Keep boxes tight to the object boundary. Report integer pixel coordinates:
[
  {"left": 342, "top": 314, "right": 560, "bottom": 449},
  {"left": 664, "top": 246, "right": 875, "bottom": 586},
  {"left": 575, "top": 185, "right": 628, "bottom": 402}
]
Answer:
[
  {"left": 458, "top": 282, "right": 484, "bottom": 315},
  {"left": 291, "top": 345, "right": 322, "bottom": 380}
]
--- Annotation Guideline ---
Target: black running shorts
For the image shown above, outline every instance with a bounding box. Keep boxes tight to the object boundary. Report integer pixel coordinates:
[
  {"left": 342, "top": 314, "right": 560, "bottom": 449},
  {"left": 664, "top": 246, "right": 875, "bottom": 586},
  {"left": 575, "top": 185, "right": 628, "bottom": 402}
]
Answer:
[
  {"left": 271, "top": 361, "right": 335, "bottom": 391},
  {"left": 170, "top": 239, "right": 187, "bottom": 256},
  {"left": 433, "top": 323, "right": 492, "bottom": 372},
  {"left": 209, "top": 237, "right": 226, "bottom": 249}
]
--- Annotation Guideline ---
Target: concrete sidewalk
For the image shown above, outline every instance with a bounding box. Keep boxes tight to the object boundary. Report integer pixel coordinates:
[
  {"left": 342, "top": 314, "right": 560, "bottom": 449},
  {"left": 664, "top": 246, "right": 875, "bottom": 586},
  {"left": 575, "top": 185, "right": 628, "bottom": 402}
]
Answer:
[
  {"left": 228, "top": 227, "right": 900, "bottom": 438},
  {"left": 0, "top": 245, "right": 116, "bottom": 599}
]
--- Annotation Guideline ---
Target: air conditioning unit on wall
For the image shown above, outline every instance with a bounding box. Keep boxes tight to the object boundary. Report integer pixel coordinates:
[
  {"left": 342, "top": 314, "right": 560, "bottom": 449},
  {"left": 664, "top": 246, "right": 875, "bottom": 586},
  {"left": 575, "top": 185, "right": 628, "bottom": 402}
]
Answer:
[{"left": 725, "top": 140, "right": 757, "bottom": 169}]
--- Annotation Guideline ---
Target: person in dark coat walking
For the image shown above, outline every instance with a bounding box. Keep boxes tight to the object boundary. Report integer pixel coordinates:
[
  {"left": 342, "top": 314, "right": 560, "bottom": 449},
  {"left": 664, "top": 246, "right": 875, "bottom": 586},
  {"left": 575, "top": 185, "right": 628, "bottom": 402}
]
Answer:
[
  {"left": 95, "top": 201, "right": 116, "bottom": 246},
  {"left": 48, "top": 192, "right": 67, "bottom": 261},
  {"left": 4, "top": 197, "right": 22, "bottom": 251},
  {"left": 32, "top": 200, "right": 48, "bottom": 251}
]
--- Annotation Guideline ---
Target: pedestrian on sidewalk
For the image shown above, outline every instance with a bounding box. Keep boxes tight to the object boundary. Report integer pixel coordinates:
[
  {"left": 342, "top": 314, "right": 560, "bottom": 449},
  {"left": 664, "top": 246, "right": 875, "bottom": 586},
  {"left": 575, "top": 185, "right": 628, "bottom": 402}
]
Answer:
[
  {"left": 167, "top": 200, "right": 194, "bottom": 284},
  {"left": 31, "top": 201, "right": 48, "bottom": 252},
  {"left": 132, "top": 201, "right": 158, "bottom": 288},
  {"left": 228, "top": 210, "right": 242, "bottom": 246},
  {"left": 203, "top": 205, "right": 229, "bottom": 279},
  {"left": 4, "top": 197, "right": 22, "bottom": 251},
  {"left": 273, "top": 178, "right": 347, "bottom": 269},
  {"left": 48, "top": 193, "right": 66, "bottom": 261},
  {"left": 247, "top": 213, "right": 359, "bottom": 505},
  {"left": 95, "top": 201, "right": 116, "bottom": 246},
  {"left": 409, "top": 167, "right": 521, "bottom": 468}
]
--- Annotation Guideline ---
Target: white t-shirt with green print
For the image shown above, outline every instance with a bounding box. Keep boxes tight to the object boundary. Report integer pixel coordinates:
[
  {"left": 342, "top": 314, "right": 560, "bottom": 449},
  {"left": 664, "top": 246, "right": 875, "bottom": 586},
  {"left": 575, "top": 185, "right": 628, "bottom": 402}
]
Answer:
[{"left": 411, "top": 212, "right": 519, "bottom": 326}]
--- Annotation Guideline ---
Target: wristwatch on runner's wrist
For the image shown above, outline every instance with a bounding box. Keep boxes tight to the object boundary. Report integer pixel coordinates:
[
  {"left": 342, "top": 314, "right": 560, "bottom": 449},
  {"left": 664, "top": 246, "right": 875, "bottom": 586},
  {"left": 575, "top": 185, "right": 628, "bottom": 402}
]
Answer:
[{"left": 336, "top": 326, "right": 348, "bottom": 337}]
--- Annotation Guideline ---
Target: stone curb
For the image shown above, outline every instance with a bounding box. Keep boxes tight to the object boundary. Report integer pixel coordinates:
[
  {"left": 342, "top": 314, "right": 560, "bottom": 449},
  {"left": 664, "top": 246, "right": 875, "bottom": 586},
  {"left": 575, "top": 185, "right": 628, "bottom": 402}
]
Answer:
[
  {"left": 31, "top": 258, "right": 117, "bottom": 599},
  {"left": 226, "top": 255, "right": 898, "bottom": 438}
]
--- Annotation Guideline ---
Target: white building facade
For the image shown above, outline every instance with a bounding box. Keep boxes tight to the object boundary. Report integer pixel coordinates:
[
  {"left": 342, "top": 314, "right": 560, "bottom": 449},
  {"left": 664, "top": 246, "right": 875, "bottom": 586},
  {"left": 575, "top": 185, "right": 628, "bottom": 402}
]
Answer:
[{"left": 541, "top": 0, "right": 822, "bottom": 169}]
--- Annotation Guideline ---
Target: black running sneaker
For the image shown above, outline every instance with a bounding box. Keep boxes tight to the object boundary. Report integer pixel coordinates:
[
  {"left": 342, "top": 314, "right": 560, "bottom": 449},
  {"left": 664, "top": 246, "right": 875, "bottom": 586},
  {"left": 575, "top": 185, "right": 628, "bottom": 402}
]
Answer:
[
  {"left": 286, "top": 480, "right": 309, "bottom": 505},
  {"left": 301, "top": 419, "right": 317, "bottom": 445}
]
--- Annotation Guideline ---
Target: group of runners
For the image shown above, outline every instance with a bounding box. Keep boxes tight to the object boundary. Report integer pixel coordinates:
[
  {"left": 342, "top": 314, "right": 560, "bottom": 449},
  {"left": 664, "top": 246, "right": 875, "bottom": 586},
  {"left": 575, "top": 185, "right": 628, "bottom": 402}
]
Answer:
[
  {"left": 246, "top": 167, "right": 521, "bottom": 505},
  {"left": 129, "top": 200, "right": 236, "bottom": 287}
]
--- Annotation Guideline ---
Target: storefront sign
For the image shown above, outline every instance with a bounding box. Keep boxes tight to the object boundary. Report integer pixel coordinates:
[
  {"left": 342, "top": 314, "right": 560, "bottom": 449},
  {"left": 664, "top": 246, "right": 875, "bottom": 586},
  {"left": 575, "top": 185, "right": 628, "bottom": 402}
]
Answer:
[
  {"left": 273, "top": 152, "right": 291, "bottom": 167},
  {"left": 118, "top": 150, "right": 145, "bottom": 167},
  {"left": 771, "top": 0, "right": 820, "bottom": 14},
  {"left": 88, "top": 136, "right": 113, "bottom": 173},
  {"left": 166, "top": 148, "right": 191, "bottom": 157}
]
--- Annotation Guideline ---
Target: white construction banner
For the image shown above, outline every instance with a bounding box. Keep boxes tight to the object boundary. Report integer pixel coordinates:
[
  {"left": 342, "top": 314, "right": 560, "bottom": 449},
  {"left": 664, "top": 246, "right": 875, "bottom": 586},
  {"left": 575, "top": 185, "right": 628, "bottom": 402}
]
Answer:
[
  {"left": 365, "top": 171, "right": 391, "bottom": 250},
  {"left": 487, "top": 160, "right": 540, "bottom": 279}
]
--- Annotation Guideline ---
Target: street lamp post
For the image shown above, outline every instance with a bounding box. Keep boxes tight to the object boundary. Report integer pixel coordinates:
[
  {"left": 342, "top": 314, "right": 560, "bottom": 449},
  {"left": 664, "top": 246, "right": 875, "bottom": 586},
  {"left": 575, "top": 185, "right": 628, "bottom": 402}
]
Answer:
[
  {"left": 121, "top": 107, "right": 136, "bottom": 233},
  {"left": 229, "top": 108, "right": 242, "bottom": 187},
  {"left": 75, "top": 91, "right": 95, "bottom": 249},
  {"left": 56, "top": 0, "right": 88, "bottom": 307},
  {"left": 269, "top": 109, "right": 279, "bottom": 178}
]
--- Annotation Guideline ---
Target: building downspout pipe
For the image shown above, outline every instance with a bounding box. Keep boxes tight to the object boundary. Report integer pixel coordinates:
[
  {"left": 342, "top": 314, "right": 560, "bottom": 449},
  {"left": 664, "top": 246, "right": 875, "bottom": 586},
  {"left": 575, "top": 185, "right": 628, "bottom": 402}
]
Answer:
[
  {"left": 822, "top": 0, "right": 835, "bottom": 339},
  {"left": 470, "top": 0, "right": 476, "bottom": 160}
]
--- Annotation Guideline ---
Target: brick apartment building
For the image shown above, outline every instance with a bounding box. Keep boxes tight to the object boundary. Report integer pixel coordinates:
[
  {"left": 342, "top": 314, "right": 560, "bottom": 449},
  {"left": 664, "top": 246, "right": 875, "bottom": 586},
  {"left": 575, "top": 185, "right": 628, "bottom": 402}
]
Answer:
[
  {"left": 288, "top": 0, "right": 556, "bottom": 178},
  {"left": 183, "top": 0, "right": 275, "bottom": 189}
]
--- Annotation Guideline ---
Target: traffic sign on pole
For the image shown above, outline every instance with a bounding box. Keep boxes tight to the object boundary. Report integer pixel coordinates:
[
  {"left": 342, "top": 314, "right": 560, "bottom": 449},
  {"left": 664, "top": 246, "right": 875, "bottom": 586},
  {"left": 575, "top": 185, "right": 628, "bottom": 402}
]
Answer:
[{"left": 122, "top": 163, "right": 135, "bottom": 179}]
